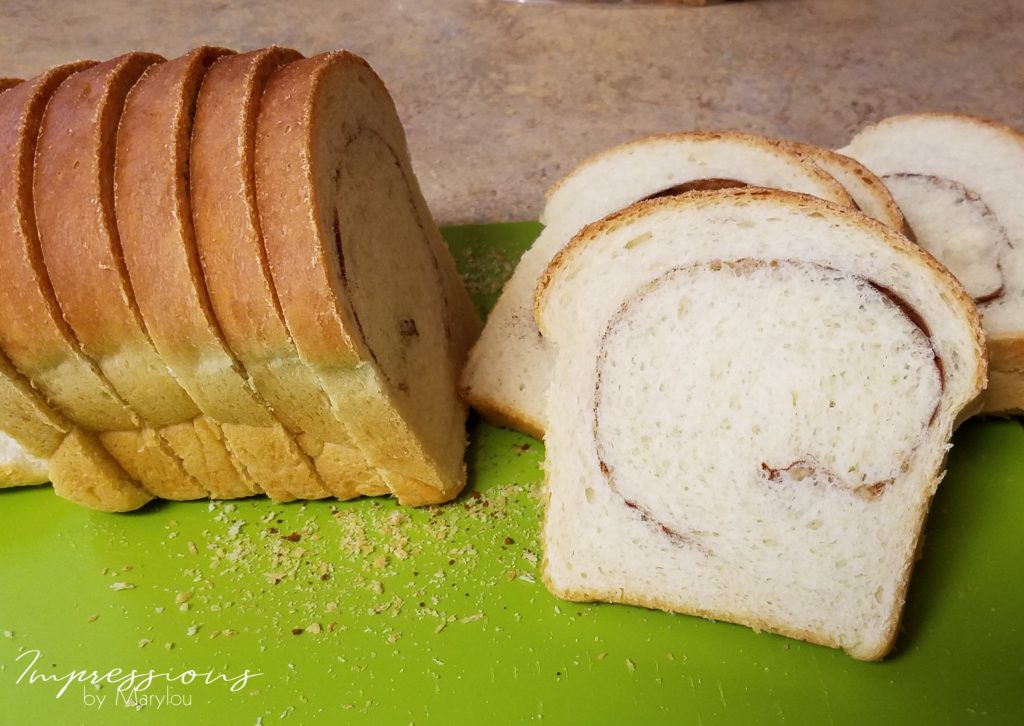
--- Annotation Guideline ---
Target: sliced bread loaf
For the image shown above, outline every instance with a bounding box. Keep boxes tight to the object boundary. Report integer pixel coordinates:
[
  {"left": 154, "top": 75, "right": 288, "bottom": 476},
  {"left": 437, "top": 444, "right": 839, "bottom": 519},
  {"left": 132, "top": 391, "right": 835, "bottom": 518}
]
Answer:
[
  {"left": 191, "top": 47, "right": 386, "bottom": 499},
  {"left": 0, "top": 60, "right": 188, "bottom": 504},
  {"left": 461, "top": 132, "right": 857, "bottom": 437},
  {"left": 535, "top": 189, "right": 985, "bottom": 660},
  {"left": 840, "top": 114, "right": 1024, "bottom": 413},
  {"left": 255, "top": 51, "right": 481, "bottom": 505},
  {"left": 33, "top": 52, "right": 257, "bottom": 501},
  {"left": 114, "top": 47, "right": 331, "bottom": 502}
]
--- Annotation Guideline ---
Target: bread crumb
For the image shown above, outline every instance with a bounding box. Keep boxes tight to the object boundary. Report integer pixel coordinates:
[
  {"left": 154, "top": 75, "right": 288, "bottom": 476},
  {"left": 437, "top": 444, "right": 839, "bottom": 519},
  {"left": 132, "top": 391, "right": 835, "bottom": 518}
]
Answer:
[
  {"left": 2, "top": 630, "right": 12, "bottom": 639},
  {"left": 175, "top": 591, "right": 193, "bottom": 604},
  {"left": 109, "top": 582, "right": 135, "bottom": 591},
  {"left": 306, "top": 623, "right": 322, "bottom": 634},
  {"left": 138, "top": 639, "right": 150, "bottom": 648},
  {"left": 626, "top": 659, "right": 636, "bottom": 672}
]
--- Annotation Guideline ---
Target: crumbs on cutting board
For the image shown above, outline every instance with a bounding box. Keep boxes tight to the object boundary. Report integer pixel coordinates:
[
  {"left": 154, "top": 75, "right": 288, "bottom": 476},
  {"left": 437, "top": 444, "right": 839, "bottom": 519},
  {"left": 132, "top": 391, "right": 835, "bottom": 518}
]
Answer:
[{"left": 149, "top": 482, "right": 544, "bottom": 643}]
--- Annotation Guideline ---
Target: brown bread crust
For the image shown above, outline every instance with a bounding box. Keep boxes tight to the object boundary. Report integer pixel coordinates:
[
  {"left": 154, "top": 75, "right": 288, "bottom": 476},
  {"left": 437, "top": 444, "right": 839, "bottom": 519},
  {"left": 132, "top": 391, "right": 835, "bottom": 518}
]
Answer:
[
  {"left": 190, "top": 47, "right": 387, "bottom": 499},
  {"left": 34, "top": 52, "right": 256, "bottom": 500},
  {"left": 114, "top": 47, "right": 329, "bottom": 501}
]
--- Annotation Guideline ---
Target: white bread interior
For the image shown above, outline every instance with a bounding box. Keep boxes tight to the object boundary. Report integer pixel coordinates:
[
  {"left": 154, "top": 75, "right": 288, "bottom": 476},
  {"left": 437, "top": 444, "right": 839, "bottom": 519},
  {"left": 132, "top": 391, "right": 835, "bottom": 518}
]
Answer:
[
  {"left": 461, "top": 132, "right": 858, "bottom": 437},
  {"left": 536, "top": 189, "right": 985, "bottom": 660}
]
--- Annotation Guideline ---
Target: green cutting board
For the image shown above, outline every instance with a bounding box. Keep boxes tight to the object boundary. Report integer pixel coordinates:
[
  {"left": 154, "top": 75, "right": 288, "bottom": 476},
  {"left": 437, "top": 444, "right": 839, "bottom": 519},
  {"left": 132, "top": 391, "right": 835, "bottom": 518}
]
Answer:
[{"left": 1, "top": 222, "right": 1022, "bottom": 725}]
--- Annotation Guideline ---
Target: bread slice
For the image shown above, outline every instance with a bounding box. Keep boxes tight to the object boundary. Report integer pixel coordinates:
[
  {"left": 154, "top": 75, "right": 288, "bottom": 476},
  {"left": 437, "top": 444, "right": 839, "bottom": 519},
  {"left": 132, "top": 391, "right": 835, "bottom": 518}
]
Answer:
[
  {"left": 461, "top": 132, "right": 857, "bottom": 438},
  {"left": 255, "top": 51, "right": 481, "bottom": 505},
  {"left": 114, "top": 47, "right": 329, "bottom": 502},
  {"left": 840, "top": 114, "right": 1024, "bottom": 413},
  {"left": 191, "top": 47, "right": 387, "bottom": 499},
  {"left": 0, "top": 60, "right": 195, "bottom": 504},
  {"left": 784, "top": 142, "right": 907, "bottom": 232},
  {"left": 33, "top": 52, "right": 259, "bottom": 501},
  {"left": 535, "top": 188, "right": 986, "bottom": 660}
]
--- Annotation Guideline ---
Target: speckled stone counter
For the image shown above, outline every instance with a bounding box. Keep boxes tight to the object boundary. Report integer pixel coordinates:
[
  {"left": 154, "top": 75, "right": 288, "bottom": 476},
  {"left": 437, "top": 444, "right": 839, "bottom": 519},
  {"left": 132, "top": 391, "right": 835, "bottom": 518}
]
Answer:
[{"left": 3, "top": 0, "right": 1022, "bottom": 223}]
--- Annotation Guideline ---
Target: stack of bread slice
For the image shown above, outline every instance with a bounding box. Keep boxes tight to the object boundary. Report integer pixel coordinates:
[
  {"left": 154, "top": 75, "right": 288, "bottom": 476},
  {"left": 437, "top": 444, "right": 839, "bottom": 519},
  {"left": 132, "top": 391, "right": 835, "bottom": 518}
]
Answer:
[
  {"left": 460, "top": 127, "right": 1014, "bottom": 657},
  {"left": 460, "top": 132, "right": 909, "bottom": 437},
  {"left": 0, "top": 47, "right": 479, "bottom": 510}
]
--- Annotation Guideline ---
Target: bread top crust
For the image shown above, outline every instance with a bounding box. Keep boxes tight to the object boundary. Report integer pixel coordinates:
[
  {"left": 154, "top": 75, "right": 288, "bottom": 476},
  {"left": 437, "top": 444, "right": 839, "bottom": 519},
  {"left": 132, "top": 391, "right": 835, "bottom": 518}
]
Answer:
[
  {"left": 542, "top": 131, "right": 855, "bottom": 226},
  {"left": 191, "top": 47, "right": 302, "bottom": 361},
  {"left": 255, "top": 51, "right": 366, "bottom": 367},
  {"left": 113, "top": 46, "right": 290, "bottom": 426},
  {"left": 535, "top": 189, "right": 986, "bottom": 401},
  {"left": 114, "top": 47, "right": 234, "bottom": 353},
  {"left": 0, "top": 62, "right": 97, "bottom": 367},
  {"left": 856, "top": 112, "right": 1024, "bottom": 145},
  {"left": 35, "top": 53, "right": 164, "bottom": 353},
  {"left": 0, "top": 79, "right": 20, "bottom": 94},
  {"left": 0, "top": 61, "right": 146, "bottom": 432}
]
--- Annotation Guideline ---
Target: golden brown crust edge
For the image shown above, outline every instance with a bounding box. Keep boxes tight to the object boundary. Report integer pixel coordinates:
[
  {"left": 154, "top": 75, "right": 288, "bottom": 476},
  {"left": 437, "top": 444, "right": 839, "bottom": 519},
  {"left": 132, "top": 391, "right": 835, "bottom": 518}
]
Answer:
[
  {"left": 785, "top": 140, "right": 908, "bottom": 232},
  {"left": 542, "top": 131, "right": 856, "bottom": 215},
  {"left": 34, "top": 53, "right": 167, "bottom": 368},
  {"left": 191, "top": 46, "right": 302, "bottom": 361}
]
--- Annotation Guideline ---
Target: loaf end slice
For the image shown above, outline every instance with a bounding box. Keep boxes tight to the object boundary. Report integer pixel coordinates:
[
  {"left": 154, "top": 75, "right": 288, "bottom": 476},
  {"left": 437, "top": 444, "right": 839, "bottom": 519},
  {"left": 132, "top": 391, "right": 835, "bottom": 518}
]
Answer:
[{"left": 256, "top": 51, "right": 478, "bottom": 505}]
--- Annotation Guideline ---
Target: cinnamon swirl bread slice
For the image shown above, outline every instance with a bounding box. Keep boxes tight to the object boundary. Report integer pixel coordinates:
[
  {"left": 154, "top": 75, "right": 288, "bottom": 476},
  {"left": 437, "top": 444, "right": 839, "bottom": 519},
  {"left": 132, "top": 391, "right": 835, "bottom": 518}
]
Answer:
[
  {"left": 535, "top": 189, "right": 985, "bottom": 660},
  {"left": 460, "top": 132, "right": 856, "bottom": 438},
  {"left": 841, "top": 114, "right": 1024, "bottom": 413}
]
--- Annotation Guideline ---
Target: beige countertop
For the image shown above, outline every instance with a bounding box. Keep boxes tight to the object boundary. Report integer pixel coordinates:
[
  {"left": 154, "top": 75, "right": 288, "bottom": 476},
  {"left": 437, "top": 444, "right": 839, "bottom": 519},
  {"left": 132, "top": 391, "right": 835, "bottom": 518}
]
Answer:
[{"left": 4, "top": 0, "right": 1022, "bottom": 224}]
